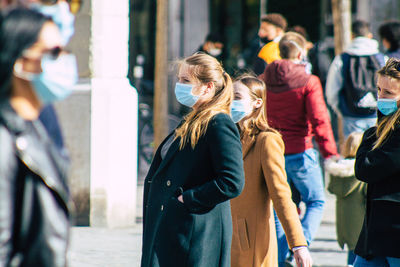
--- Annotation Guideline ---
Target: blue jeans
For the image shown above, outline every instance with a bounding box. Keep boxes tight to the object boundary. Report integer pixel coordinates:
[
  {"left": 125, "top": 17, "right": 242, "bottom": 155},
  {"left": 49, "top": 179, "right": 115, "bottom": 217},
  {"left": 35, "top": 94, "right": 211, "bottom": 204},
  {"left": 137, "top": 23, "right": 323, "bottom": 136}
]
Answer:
[
  {"left": 348, "top": 250, "right": 357, "bottom": 265},
  {"left": 342, "top": 116, "right": 376, "bottom": 138},
  {"left": 275, "top": 149, "right": 325, "bottom": 266},
  {"left": 354, "top": 255, "right": 400, "bottom": 267}
]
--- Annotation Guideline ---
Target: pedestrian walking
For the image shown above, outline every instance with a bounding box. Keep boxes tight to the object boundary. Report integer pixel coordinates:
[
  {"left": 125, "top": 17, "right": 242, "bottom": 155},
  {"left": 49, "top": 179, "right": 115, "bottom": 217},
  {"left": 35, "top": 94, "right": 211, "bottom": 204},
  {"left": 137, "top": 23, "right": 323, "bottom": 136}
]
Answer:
[
  {"left": 259, "top": 32, "right": 339, "bottom": 267},
  {"left": 379, "top": 20, "right": 400, "bottom": 60},
  {"left": 245, "top": 13, "right": 287, "bottom": 75},
  {"left": 141, "top": 53, "right": 245, "bottom": 267},
  {"left": 0, "top": 8, "right": 72, "bottom": 266},
  {"left": 326, "top": 20, "right": 385, "bottom": 139},
  {"left": 257, "top": 13, "right": 287, "bottom": 65},
  {"left": 325, "top": 132, "right": 366, "bottom": 267},
  {"left": 353, "top": 58, "right": 400, "bottom": 266},
  {"left": 230, "top": 75, "right": 312, "bottom": 267}
]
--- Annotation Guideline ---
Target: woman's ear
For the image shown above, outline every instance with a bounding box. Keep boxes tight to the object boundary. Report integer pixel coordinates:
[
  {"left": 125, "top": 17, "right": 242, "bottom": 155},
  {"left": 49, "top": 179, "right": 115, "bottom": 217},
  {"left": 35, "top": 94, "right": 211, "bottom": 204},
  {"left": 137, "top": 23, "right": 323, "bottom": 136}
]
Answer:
[
  {"left": 254, "top": 98, "right": 263, "bottom": 109},
  {"left": 204, "top": 82, "right": 215, "bottom": 95}
]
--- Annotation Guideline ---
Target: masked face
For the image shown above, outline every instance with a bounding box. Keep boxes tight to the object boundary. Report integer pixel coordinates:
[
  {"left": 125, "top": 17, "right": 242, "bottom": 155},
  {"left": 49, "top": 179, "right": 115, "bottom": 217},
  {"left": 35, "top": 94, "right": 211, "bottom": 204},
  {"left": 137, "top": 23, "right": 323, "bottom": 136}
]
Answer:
[
  {"left": 209, "top": 48, "right": 222, "bottom": 57},
  {"left": 13, "top": 22, "right": 78, "bottom": 104},
  {"left": 377, "top": 75, "right": 400, "bottom": 116},
  {"left": 176, "top": 64, "right": 215, "bottom": 109},
  {"left": 174, "top": 83, "right": 199, "bottom": 108},
  {"left": 231, "top": 82, "right": 259, "bottom": 123},
  {"left": 206, "top": 42, "right": 223, "bottom": 57},
  {"left": 258, "top": 22, "right": 280, "bottom": 42},
  {"left": 231, "top": 100, "right": 250, "bottom": 123},
  {"left": 32, "top": 1, "right": 75, "bottom": 45}
]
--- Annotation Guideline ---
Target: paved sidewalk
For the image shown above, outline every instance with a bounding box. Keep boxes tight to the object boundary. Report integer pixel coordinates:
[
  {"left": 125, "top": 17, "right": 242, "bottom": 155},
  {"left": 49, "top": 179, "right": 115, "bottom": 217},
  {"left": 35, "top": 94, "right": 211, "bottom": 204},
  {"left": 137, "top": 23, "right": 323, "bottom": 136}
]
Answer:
[
  {"left": 308, "top": 192, "right": 347, "bottom": 267},
  {"left": 69, "top": 191, "right": 347, "bottom": 267},
  {"left": 69, "top": 226, "right": 142, "bottom": 267}
]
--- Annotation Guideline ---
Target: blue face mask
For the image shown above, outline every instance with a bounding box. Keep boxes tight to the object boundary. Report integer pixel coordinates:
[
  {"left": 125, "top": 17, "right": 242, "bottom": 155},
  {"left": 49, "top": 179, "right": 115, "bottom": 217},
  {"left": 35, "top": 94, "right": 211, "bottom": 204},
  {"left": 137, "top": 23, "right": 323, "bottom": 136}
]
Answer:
[
  {"left": 174, "top": 83, "right": 199, "bottom": 107},
  {"left": 14, "top": 54, "right": 78, "bottom": 104},
  {"left": 377, "top": 98, "right": 399, "bottom": 116},
  {"left": 33, "top": 2, "right": 75, "bottom": 45},
  {"left": 231, "top": 100, "right": 249, "bottom": 123}
]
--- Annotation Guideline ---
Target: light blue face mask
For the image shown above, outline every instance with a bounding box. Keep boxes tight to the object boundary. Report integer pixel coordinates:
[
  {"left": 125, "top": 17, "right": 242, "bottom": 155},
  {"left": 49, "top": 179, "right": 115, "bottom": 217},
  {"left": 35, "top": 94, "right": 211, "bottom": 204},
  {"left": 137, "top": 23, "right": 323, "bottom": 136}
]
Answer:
[
  {"left": 377, "top": 97, "right": 399, "bottom": 116},
  {"left": 14, "top": 54, "right": 78, "bottom": 104},
  {"left": 174, "top": 83, "right": 199, "bottom": 107},
  {"left": 231, "top": 100, "right": 248, "bottom": 123},
  {"left": 33, "top": 2, "right": 75, "bottom": 45},
  {"left": 33, "top": 54, "right": 78, "bottom": 104}
]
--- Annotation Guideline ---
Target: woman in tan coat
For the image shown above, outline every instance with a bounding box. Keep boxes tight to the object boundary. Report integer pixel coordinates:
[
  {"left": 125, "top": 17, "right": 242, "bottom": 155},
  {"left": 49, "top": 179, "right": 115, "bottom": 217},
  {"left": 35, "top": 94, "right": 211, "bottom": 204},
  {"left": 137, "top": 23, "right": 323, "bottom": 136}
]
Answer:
[{"left": 230, "top": 76, "right": 312, "bottom": 267}]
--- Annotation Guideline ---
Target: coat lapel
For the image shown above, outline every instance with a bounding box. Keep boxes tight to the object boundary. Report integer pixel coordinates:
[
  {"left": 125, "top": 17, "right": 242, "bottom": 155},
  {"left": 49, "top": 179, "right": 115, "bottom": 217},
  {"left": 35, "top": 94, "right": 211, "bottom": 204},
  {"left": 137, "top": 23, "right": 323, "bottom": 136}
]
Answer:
[
  {"left": 145, "top": 117, "right": 185, "bottom": 180},
  {"left": 152, "top": 136, "right": 180, "bottom": 179},
  {"left": 241, "top": 135, "right": 256, "bottom": 159},
  {"left": 16, "top": 121, "right": 70, "bottom": 205}
]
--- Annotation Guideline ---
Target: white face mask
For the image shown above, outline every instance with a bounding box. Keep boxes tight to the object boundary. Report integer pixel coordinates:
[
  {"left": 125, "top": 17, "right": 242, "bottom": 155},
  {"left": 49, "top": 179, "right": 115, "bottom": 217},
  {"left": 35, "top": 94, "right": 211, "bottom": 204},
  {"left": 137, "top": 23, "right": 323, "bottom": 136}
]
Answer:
[{"left": 209, "top": 48, "right": 222, "bottom": 57}]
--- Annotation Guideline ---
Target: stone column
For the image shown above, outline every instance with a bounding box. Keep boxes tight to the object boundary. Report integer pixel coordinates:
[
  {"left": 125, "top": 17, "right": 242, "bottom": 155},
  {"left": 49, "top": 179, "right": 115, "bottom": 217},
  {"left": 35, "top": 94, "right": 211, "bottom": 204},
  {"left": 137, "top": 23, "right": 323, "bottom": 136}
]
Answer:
[
  {"left": 183, "top": 0, "right": 209, "bottom": 56},
  {"left": 90, "top": 0, "right": 138, "bottom": 228}
]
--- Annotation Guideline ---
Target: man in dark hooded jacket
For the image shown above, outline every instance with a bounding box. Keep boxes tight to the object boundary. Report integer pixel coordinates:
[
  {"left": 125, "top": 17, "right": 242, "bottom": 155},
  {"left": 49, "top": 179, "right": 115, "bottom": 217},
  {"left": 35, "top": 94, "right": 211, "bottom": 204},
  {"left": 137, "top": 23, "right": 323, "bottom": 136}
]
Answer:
[{"left": 259, "top": 32, "right": 338, "bottom": 267}]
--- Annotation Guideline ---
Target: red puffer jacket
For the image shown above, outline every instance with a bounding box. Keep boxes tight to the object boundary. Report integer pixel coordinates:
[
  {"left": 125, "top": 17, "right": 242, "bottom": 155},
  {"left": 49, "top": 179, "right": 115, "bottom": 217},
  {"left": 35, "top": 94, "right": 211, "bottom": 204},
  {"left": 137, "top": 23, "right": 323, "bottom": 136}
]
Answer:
[{"left": 260, "top": 59, "right": 338, "bottom": 158}]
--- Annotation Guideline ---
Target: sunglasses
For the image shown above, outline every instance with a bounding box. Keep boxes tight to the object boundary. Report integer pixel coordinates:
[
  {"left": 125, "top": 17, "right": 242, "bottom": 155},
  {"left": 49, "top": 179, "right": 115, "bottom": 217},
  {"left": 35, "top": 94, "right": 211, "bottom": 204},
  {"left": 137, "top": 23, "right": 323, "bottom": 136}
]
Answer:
[
  {"left": 22, "top": 46, "right": 63, "bottom": 61},
  {"left": 40, "top": 0, "right": 82, "bottom": 14},
  {"left": 45, "top": 46, "right": 63, "bottom": 59}
]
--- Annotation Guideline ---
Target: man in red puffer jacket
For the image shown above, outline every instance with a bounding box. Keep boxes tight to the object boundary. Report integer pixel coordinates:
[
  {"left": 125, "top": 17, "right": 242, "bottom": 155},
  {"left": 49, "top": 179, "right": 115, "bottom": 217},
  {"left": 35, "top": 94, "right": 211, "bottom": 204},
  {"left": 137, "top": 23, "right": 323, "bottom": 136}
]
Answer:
[{"left": 259, "top": 32, "right": 338, "bottom": 267}]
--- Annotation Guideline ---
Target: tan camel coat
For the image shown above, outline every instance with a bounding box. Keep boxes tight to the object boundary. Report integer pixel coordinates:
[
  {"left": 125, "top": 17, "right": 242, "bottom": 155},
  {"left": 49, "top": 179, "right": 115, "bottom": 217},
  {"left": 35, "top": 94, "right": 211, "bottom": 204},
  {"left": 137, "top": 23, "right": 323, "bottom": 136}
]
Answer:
[{"left": 231, "top": 131, "right": 307, "bottom": 267}]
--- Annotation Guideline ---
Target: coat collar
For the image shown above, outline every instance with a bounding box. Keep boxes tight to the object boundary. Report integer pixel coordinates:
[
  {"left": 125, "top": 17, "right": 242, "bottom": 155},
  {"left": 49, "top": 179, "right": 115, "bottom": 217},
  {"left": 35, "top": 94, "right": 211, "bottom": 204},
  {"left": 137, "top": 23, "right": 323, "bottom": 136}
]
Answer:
[
  {"left": 152, "top": 133, "right": 180, "bottom": 179},
  {"left": 0, "top": 101, "right": 69, "bottom": 206},
  {"left": 241, "top": 134, "right": 256, "bottom": 159},
  {"left": 145, "top": 130, "right": 181, "bottom": 180},
  {"left": 0, "top": 101, "right": 27, "bottom": 134}
]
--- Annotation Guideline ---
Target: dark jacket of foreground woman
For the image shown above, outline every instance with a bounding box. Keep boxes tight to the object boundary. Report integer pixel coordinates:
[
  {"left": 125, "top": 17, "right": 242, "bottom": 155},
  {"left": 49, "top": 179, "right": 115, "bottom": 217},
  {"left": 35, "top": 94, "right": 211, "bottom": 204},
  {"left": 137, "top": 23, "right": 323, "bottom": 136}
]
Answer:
[
  {"left": 141, "top": 113, "right": 245, "bottom": 267},
  {"left": 355, "top": 125, "right": 400, "bottom": 259}
]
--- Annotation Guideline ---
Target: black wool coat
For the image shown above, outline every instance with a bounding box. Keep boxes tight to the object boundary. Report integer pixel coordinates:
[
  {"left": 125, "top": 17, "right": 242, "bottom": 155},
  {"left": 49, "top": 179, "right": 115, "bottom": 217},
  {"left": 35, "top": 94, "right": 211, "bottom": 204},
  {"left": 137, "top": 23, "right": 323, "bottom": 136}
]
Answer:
[
  {"left": 141, "top": 113, "right": 245, "bottom": 267},
  {"left": 355, "top": 125, "right": 400, "bottom": 259}
]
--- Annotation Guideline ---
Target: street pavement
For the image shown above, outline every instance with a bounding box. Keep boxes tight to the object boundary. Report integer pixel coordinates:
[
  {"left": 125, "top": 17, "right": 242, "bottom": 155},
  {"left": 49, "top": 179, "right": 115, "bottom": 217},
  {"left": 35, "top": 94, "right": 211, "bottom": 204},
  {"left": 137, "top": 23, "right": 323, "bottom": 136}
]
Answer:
[{"left": 69, "top": 190, "right": 347, "bottom": 267}]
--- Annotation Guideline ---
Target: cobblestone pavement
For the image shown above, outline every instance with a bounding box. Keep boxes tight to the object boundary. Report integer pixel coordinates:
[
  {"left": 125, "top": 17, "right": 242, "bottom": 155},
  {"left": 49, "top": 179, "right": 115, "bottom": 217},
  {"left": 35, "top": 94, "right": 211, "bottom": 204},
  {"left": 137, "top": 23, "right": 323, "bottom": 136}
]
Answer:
[{"left": 69, "top": 191, "right": 347, "bottom": 267}]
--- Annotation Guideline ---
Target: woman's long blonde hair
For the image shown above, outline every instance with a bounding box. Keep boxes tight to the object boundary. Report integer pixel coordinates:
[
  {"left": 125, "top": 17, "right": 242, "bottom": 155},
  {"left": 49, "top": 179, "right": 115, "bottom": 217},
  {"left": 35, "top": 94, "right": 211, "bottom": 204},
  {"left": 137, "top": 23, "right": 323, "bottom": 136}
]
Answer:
[
  {"left": 235, "top": 75, "right": 279, "bottom": 139},
  {"left": 373, "top": 58, "right": 400, "bottom": 150},
  {"left": 175, "top": 53, "right": 233, "bottom": 149}
]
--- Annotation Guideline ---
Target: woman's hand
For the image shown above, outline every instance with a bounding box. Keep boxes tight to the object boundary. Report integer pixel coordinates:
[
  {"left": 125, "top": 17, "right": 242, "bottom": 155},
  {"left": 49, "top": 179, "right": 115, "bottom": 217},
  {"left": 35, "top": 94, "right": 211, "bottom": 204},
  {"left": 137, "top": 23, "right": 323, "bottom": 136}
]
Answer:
[
  {"left": 293, "top": 247, "right": 312, "bottom": 267},
  {"left": 178, "top": 195, "right": 184, "bottom": 203}
]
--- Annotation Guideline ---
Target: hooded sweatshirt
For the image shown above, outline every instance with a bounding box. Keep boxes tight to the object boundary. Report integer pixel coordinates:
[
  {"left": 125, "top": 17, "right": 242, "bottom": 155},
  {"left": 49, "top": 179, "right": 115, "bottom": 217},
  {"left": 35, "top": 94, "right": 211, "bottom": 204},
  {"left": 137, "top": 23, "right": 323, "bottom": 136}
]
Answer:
[
  {"left": 325, "top": 37, "right": 383, "bottom": 116},
  {"left": 260, "top": 59, "right": 338, "bottom": 158}
]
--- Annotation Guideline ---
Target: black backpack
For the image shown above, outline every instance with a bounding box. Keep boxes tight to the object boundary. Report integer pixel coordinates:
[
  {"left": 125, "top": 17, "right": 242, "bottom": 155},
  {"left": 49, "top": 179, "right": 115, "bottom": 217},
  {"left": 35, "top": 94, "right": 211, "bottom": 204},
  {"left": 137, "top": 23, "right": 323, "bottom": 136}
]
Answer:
[{"left": 339, "top": 53, "right": 384, "bottom": 116}]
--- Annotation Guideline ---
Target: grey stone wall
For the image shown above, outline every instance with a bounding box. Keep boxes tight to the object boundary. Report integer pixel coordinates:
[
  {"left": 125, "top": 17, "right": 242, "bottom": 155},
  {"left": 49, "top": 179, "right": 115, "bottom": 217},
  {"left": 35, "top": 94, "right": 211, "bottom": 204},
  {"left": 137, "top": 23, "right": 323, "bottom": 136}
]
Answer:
[
  {"left": 67, "top": 0, "right": 91, "bottom": 78},
  {"left": 54, "top": 84, "right": 91, "bottom": 226}
]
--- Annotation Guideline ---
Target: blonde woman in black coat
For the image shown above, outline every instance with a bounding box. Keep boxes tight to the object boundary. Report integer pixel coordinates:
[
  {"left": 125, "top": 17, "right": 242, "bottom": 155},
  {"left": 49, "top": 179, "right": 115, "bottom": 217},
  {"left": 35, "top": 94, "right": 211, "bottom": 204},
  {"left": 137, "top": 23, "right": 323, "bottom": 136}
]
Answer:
[
  {"left": 141, "top": 53, "right": 245, "bottom": 267},
  {"left": 353, "top": 58, "right": 400, "bottom": 266}
]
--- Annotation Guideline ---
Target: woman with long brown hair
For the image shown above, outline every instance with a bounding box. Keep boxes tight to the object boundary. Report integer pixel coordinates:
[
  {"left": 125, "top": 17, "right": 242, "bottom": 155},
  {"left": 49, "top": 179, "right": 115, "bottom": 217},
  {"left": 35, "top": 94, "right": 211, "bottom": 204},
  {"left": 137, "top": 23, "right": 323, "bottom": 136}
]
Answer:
[
  {"left": 141, "top": 53, "right": 245, "bottom": 267},
  {"left": 353, "top": 58, "right": 400, "bottom": 266},
  {"left": 230, "top": 75, "right": 312, "bottom": 267}
]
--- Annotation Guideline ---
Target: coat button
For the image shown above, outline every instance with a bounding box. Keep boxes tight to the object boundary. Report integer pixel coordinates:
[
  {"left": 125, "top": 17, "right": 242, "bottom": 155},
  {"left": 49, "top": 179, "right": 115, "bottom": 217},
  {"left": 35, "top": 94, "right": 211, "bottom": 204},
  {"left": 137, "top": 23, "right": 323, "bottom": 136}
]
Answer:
[
  {"left": 161, "top": 205, "right": 164, "bottom": 211},
  {"left": 166, "top": 180, "right": 171, "bottom": 187},
  {"left": 16, "top": 137, "right": 28, "bottom": 151}
]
